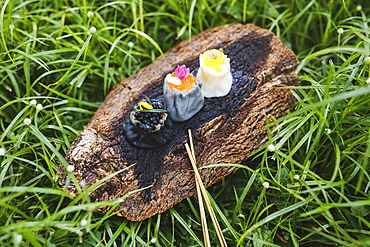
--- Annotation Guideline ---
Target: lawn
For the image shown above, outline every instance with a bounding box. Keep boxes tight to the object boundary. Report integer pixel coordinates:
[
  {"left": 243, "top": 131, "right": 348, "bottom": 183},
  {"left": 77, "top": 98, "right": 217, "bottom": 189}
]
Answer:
[{"left": 1, "top": 0, "right": 370, "bottom": 246}]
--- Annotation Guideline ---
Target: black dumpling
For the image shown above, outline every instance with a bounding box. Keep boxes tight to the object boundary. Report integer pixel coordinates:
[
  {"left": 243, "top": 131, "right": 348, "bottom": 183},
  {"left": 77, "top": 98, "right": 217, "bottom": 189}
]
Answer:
[{"left": 123, "top": 96, "right": 174, "bottom": 149}]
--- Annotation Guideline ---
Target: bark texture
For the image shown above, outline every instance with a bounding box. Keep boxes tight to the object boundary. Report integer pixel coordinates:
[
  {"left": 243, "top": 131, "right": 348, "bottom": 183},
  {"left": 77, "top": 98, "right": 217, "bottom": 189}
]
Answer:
[{"left": 58, "top": 23, "right": 299, "bottom": 221}]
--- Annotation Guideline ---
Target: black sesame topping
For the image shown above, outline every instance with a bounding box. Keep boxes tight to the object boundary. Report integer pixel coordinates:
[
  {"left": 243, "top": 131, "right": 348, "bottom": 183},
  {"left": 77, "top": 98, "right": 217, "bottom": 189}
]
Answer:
[{"left": 131, "top": 99, "right": 167, "bottom": 133}]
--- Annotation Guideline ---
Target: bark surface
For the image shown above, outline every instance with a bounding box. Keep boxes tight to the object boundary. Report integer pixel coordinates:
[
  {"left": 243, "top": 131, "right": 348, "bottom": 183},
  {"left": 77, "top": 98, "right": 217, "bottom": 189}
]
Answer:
[{"left": 58, "top": 23, "right": 299, "bottom": 221}]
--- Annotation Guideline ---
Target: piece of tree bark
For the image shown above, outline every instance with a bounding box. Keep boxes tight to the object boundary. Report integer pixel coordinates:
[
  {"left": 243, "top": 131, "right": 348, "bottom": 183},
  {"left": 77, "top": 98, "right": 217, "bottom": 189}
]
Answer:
[{"left": 58, "top": 23, "right": 299, "bottom": 221}]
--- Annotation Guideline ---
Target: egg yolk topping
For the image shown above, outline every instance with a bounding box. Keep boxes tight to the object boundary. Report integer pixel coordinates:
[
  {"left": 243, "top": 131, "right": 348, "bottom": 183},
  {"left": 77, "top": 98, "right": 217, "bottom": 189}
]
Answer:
[
  {"left": 168, "top": 73, "right": 196, "bottom": 91},
  {"left": 201, "top": 49, "right": 226, "bottom": 72},
  {"left": 139, "top": 101, "right": 153, "bottom": 110}
]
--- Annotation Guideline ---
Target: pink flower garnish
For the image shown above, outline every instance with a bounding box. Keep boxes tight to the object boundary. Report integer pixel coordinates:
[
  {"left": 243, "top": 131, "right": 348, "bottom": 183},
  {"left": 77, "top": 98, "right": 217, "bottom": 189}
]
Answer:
[{"left": 174, "top": 65, "right": 190, "bottom": 80}]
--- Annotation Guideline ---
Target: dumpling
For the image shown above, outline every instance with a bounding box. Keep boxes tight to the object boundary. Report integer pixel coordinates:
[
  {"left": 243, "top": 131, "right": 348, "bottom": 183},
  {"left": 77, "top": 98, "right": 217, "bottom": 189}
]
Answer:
[
  {"left": 123, "top": 95, "right": 174, "bottom": 148},
  {"left": 197, "top": 49, "right": 233, "bottom": 98},
  {"left": 163, "top": 65, "right": 204, "bottom": 122}
]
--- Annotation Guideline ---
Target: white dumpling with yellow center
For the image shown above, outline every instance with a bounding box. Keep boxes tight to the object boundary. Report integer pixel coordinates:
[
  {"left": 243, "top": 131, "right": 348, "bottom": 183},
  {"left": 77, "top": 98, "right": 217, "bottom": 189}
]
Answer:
[{"left": 197, "top": 49, "right": 233, "bottom": 98}]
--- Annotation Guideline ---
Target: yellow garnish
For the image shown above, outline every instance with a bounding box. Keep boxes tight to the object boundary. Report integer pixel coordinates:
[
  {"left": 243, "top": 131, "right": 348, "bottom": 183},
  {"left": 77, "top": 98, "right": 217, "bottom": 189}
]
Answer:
[
  {"left": 201, "top": 49, "right": 226, "bottom": 72},
  {"left": 139, "top": 102, "right": 153, "bottom": 110}
]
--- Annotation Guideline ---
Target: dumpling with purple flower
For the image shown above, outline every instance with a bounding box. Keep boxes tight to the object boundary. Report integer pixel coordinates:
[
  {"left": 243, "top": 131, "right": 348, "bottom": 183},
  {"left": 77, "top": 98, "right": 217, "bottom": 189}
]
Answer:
[{"left": 163, "top": 65, "right": 204, "bottom": 122}]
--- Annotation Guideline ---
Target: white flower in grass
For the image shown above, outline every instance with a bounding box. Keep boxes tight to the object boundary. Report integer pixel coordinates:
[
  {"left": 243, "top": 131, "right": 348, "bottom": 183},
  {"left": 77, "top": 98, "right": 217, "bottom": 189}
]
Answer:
[
  {"left": 67, "top": 165, "right": 75, "bottom": 172},
  {"left": 222, "top": 228, "right": 229, "bottom": 233},
  {"left": 30, "top": 99, "right": 37, "bottom": 105},
  {"left": 80, "top": 180, "right": 86, "bottom": 187},
  {"left": 89, "top": 26, "right": 97, "bottom": 34},
  {"left": 87, "top": 11, "right": 94, "bottom": 18},
  {"left": 366, "top": 78, "right": 370, "bottom": 85},
  {"left": 150, "top": 238, "right": 157, "bottom": 244},
  {"left": 0, "top": 148, "right": 5, "bottom": 156},
  {"left": 365, "top": 57, "right": 370, "bottom": 65},
  {"left": 294, "top": 174, "right": 300, "bottom": 180},
  {"left": 24, "top": 118, "right": 31, "bottom": 125},
  {"left": 356, "top": 5, "right": 362, "bottom": 11},
  {"left": 337, "top": 28, "right": 344, "bottom": 34},
  {"left": 111, "top": 198, "right": 124, "bottom": 203},
  {"left": 325, "top": 128, "right": 332, "bottom": 134},
  {"left": 80, "top": 219, "right": 88, "bottom": 227},
  {"left": 36, "top": 104, "right": 43, "bottom": 111},
  {"left": 9, "top": 24, "right": 14, "bottom": 31},
  {"left": 267, "top": 144, "right": 276, "bottom": 152},
  {"left": 262, "top": 182, "right": 270, "bottom": 189},
  {"left": 128, "top": 41, "right": 134, "bottom": 48},
  {"left": 14, "top": 232, "right": 22, "bottom": 244}
]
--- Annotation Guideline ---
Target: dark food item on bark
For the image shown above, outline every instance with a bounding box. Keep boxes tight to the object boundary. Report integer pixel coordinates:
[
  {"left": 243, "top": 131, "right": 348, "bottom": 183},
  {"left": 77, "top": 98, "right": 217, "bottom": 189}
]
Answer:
[
  {"left": 123, "top": 95, "right": 174, "bottom": 149},
  {"left": 57, "top": 23, "right": 299, "bottom": 221}
]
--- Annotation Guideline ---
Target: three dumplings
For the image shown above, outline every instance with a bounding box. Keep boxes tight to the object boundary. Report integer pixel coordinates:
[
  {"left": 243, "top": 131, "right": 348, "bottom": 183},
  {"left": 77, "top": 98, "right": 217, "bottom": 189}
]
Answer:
[{"left": 123, "top": 49, "right": 233, "bottom": 148}]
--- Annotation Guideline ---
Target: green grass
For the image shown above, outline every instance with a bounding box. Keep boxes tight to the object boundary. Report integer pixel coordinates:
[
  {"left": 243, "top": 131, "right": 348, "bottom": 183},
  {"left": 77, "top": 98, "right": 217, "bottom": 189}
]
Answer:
[{"left": 1, "top": 0, "right": 370, "bottom": 246}]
